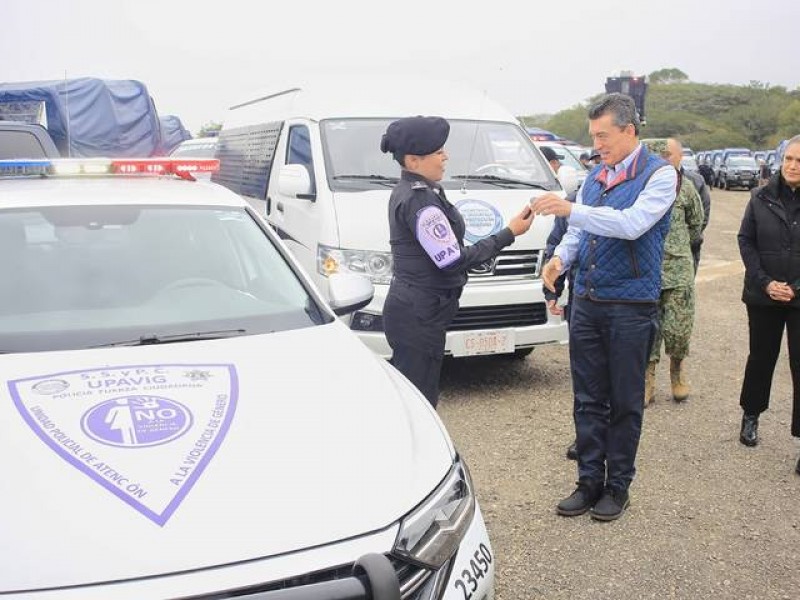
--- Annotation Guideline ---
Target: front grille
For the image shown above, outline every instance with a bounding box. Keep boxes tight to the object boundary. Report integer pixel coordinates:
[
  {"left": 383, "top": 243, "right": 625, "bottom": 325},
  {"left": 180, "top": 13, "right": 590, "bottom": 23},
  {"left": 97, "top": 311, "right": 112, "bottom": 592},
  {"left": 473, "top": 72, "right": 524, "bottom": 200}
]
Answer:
[
  {"left": 448, "top": 302, "right": 548, "bottom": 331},
  {"left": 185, "top": 555, "right": 434, "bottom": 600},
  {"left": 468, "top": 248, "right": 542, "bottom": 279}
]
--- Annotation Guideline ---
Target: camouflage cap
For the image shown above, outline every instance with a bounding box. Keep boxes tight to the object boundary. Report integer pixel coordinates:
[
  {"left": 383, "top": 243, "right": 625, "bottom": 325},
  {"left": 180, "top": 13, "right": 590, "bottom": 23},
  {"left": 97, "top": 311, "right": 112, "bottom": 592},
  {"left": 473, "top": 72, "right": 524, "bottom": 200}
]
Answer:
[{"left": 641, "top": 138, "right": 668, "bottom": 156}]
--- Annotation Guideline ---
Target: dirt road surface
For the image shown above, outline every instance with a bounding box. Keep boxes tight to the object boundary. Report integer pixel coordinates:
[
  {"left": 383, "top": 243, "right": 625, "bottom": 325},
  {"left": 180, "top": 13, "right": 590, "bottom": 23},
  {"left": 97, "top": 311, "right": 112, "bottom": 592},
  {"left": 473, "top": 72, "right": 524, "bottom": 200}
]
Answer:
[{"left": 438, "top": 188, "right": 800, "bottom": 600}]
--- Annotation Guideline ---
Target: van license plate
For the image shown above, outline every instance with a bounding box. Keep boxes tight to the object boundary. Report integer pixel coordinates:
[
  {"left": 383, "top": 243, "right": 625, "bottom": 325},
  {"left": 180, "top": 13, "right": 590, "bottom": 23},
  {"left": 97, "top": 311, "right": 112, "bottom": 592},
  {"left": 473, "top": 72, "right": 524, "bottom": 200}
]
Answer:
[{"left": 454, "top": 330, "right": 515, "bottom": 357}]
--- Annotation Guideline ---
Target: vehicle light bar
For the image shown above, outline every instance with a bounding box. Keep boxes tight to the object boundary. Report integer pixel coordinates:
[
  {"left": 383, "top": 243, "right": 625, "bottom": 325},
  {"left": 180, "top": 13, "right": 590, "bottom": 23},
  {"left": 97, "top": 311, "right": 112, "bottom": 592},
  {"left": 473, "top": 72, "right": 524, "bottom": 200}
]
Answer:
[{"left": 0, "top": 158, "right": 219, "bottom": 180}]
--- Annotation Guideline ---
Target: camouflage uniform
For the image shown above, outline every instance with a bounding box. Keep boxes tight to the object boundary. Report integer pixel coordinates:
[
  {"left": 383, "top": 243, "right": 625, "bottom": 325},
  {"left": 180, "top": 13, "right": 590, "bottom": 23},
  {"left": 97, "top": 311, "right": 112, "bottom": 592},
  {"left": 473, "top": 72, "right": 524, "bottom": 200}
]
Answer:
[
  {"left": 650, "top": 173, "right": 704, "bottom": 361},
  {"left": 639, "top": 138, "right": 704, "bottom": 403}
]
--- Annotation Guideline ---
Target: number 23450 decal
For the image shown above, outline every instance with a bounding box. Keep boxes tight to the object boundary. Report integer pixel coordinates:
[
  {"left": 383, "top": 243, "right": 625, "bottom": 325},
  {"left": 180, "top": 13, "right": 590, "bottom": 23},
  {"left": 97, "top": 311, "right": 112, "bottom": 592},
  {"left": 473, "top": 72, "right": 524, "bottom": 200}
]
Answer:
[{"left": 453, "top": 543, "right": 493, "bottom": 599}]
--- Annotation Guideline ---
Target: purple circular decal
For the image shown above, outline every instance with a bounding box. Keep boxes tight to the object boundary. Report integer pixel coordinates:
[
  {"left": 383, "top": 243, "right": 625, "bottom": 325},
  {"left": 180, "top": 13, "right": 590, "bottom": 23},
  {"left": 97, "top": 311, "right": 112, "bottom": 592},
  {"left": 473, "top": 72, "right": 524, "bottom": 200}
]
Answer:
[
  {"left": 81, "top": 395, "right": 192, "bottom": 448},
  {"left": 433, "top": 223, "right": 449, "bottom": 240}
]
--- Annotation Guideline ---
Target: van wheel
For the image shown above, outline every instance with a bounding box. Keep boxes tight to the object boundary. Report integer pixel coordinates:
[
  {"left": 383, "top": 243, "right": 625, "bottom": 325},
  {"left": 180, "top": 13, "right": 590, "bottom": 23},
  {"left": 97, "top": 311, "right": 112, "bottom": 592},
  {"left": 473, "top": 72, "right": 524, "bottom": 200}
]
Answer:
[{"left": 513, "top": 347, "right": 534, "bottom": 359}]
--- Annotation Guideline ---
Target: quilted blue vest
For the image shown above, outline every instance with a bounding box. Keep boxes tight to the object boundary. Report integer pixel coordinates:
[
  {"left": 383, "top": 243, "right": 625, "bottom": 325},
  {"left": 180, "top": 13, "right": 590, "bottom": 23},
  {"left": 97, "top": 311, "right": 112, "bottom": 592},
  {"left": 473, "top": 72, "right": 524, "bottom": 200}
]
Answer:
[{"left": 574, "top": 148, "right": 672, "bottom": 302}]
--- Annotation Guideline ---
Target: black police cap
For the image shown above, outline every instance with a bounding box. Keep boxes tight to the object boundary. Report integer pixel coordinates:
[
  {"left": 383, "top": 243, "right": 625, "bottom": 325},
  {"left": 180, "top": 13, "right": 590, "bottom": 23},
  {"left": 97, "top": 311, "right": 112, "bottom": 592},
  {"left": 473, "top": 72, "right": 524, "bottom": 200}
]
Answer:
[{"left": 380, "top": 116, "right": 450, "bottom": 157}]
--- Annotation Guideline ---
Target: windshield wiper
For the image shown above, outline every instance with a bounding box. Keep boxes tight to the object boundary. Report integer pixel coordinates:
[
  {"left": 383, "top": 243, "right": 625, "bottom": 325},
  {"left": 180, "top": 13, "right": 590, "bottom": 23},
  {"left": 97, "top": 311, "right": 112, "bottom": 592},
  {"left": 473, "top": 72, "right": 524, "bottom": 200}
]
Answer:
[
  {"left": 334, "top": 174, "right": 399, "bottom": 181},
  {"left": 450, "top": 174, "right": 549, "bottom": 189},
  {"left": 91, "top": 329, "right": 247, "bottom": 348},
  {"left": 333, "top": 174, "right": 398, "bottom": 187}
]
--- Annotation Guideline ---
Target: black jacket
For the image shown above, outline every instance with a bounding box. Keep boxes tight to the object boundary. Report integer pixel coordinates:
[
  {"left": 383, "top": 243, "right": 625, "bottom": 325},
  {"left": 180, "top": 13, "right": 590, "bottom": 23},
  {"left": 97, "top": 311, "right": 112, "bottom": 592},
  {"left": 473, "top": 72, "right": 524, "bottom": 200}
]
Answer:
[
  {"left": 683, "top": 168, "right": 711, "bottom": 246},
  {"left": 738, "top": 174, "right": 800, "bottom": 307}
]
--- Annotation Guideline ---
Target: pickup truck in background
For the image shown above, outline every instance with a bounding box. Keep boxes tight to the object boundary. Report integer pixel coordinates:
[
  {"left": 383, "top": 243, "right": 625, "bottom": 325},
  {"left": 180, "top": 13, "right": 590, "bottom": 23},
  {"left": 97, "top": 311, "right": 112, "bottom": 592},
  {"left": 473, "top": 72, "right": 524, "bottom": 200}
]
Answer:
[{"left": 0, "top": 120, "right": 60, "bottom": 159}]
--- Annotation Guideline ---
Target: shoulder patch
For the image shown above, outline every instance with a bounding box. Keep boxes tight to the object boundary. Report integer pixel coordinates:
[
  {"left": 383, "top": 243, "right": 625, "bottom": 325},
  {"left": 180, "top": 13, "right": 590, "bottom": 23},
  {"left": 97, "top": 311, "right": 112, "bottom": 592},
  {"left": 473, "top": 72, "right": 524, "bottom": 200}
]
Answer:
[
  {"left": 416, "top": 205, "right": 461, "bottom": 268},
  {"left": 411, "top": 181, "right": 428, "bottom": 190}
]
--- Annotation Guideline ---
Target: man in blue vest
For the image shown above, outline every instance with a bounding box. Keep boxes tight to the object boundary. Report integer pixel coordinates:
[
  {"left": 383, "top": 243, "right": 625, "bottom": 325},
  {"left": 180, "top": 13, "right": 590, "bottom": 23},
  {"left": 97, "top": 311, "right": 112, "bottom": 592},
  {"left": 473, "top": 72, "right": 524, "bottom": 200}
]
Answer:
[{"left": 530, "top": 93, "right": 677, "bottom": 521}]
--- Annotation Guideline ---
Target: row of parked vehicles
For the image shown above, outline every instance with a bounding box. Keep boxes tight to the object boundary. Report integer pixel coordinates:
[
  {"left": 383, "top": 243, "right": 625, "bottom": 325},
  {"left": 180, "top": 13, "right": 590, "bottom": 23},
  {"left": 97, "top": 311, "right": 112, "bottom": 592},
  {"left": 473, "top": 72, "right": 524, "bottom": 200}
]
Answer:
[{"left": 692, "top": 148, "right": 762, "bottom": 190}]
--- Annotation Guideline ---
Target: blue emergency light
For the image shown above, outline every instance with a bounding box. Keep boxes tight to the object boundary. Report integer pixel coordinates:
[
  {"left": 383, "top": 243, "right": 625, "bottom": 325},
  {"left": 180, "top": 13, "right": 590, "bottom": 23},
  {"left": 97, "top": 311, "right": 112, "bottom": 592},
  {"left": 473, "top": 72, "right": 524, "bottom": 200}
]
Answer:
[{"left": 0, "top": 158, "right": 219, "bottom": 180}]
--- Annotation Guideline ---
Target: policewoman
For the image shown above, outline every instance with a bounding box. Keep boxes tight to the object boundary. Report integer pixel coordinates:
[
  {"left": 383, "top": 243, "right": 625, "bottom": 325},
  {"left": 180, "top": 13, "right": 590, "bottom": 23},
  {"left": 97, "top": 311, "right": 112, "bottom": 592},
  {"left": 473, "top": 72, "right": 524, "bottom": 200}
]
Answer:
[{"left": 380, "top": 116, "right": 534, "bottom": 407}]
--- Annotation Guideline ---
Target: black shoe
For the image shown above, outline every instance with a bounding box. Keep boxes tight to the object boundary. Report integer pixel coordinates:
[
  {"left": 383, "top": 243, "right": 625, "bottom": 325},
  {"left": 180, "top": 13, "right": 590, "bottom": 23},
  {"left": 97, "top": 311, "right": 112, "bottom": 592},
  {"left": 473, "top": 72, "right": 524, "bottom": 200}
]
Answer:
[
  {"left": 796, "top": 456, "right": 800, "bottom": 476},
  {"left": 566, "top": 440, "right": 578, "bottom": 461},
  {"left": 589, "top": 488, "right": 630, "bottom": 521},
  {"left": 739, "top": 413, "right": 759, "bottom": 447},
  {"left": 556, "top": 480, "right": 603, "bottom": 517}
]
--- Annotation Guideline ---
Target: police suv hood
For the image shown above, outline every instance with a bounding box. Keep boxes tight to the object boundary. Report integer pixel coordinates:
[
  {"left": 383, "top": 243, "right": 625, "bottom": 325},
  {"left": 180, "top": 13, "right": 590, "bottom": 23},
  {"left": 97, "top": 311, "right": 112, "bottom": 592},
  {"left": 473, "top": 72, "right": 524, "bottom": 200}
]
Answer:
[
  {"left": 1, "top": 321, "right": 453, "bottom": 592},
  {"left": 332, "top": 189, "right": 555, "bottom": 250}
]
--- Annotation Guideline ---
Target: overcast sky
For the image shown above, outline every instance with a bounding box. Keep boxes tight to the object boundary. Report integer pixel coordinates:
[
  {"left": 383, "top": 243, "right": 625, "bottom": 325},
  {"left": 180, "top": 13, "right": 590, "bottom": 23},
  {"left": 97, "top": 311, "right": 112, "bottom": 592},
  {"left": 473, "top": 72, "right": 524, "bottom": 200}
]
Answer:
[{"left": 2, "top": 0, "right": 798, "bottom": 134}]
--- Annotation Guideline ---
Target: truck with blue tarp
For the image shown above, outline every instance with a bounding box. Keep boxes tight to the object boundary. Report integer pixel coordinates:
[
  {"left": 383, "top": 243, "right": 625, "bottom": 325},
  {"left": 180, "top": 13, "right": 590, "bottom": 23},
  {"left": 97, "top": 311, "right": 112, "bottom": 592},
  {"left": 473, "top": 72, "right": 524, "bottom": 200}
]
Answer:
[{"left": 0, "top": 78, "right": 162, "bottom": 158}]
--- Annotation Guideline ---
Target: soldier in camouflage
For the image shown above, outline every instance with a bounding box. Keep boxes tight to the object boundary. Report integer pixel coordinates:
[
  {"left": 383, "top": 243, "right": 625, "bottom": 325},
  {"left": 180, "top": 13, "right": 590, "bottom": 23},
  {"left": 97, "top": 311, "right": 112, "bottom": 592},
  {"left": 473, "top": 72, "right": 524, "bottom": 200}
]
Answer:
[{"left": 641, "top": 138, "right": 704, "bottom": 405}]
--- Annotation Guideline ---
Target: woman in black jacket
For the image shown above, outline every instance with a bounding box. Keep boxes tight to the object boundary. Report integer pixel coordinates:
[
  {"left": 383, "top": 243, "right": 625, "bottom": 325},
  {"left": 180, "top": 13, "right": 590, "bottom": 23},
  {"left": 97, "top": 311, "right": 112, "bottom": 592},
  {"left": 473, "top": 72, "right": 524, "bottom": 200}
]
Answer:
[{"left": 737, "top": 134, "right": 800, "bottom": 476}]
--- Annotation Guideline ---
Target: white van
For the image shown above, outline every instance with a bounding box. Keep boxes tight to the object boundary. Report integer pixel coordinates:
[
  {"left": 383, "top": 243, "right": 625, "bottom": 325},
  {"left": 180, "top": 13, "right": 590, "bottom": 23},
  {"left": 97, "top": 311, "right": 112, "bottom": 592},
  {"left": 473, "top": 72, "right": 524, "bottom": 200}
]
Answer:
[{"left": 214, "top": 79, "right": 569, "bottom": 358}]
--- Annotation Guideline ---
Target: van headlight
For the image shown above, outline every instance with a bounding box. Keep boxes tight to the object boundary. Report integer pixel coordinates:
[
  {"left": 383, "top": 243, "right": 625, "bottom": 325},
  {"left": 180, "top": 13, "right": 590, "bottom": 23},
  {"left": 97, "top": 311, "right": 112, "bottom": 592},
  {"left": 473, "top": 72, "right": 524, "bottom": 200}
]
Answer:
[
  {"left": 392, "top": 458, "right": 475, "bottom": 569},
  {"left": 317, "top": 244, "right": 393, "bottom": 284}
]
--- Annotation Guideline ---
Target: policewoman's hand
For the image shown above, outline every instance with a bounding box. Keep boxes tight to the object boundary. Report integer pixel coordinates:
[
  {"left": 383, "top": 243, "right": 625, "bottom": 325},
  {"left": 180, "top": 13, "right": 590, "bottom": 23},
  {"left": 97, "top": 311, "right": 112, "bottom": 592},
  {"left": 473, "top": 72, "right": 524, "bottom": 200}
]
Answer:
[{"left": 508, "top": 205, "right": 535, "bottom": 236}]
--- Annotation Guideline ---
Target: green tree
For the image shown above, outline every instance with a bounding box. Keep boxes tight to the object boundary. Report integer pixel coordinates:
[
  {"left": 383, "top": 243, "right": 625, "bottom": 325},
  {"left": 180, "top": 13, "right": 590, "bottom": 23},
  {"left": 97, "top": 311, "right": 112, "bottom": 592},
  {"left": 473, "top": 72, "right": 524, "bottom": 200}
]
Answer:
[
  {"left": 519, "top": 75, "right": 800, "bottom": 151},
  {"left": 648, "top": 68, "right": 689, "bottom": 85},
  {"left": 197, "top": 121, "right": 221, "bottom": 138},
  {"left": 542, "top": 104, "right": 592, "bottom": 144},
  {"left": 775, "top": 100, "right": 800, "bottom": 140}
]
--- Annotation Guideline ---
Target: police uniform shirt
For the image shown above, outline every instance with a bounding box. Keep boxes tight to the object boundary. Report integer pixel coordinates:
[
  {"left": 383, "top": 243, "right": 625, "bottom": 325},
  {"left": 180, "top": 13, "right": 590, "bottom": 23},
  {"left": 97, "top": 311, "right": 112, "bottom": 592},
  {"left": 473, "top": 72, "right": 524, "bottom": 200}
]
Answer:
[{"left": 388, "top": 170, "right": 515, "bottom": 290}]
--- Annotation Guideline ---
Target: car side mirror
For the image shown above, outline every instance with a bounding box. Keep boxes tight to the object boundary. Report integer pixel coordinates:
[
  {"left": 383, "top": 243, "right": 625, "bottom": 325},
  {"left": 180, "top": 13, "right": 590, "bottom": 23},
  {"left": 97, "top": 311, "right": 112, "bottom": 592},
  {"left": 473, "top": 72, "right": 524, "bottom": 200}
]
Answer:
[
  {"left": 328, "top": 273, "right": 374, "bottom": 316},
  {"left": 557, "top": 165, "right": 579, "bottom": 196},
  {"left": 279, "top": 164, "right": 315, "bottom": 200}
]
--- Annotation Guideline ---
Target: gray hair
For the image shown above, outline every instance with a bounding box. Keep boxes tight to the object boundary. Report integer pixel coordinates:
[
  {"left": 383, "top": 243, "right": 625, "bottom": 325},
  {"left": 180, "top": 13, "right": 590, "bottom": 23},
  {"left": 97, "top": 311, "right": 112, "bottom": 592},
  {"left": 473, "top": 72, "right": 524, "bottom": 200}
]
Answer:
[
  {"left": 786, "top": 134, "right": 800, "bottom": 151},
  {"left": 588, "top": 93, "right": 641, "bottom": 136}
]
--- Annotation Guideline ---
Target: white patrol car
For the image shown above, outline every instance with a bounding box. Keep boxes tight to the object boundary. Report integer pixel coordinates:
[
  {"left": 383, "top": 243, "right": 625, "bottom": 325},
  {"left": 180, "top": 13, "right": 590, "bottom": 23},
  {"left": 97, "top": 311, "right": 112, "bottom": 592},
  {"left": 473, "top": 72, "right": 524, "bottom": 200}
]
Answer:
[{"left": 0, "top": 158, "right": 495, "bottom": 600}]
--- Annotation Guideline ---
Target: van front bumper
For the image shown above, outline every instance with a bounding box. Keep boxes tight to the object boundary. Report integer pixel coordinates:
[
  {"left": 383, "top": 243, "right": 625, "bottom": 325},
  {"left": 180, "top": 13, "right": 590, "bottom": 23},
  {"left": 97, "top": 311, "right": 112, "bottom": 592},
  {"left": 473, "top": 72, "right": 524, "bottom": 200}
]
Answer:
[{"left": 347, "top": 279, "right": 568, "bottom": 359}]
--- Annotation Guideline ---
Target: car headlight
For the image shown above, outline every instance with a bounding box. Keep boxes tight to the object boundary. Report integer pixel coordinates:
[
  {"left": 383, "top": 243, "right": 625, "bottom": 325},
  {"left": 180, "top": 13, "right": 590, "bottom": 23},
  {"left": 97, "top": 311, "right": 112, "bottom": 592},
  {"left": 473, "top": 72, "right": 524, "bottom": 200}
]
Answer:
[
  {"left": 393, "top": 458, "right": 475, "bottom": 569},
  {"left": 317, "top": 244, "right": 393, "bottom": 285}
]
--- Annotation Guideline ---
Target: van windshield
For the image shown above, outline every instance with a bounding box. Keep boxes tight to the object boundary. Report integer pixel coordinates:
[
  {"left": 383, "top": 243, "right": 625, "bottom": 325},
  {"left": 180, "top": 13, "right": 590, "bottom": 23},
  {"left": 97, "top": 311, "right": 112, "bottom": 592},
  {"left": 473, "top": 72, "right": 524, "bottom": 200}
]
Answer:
[{"left": 321, "top": 119, "right": 558, "bottom": 192}]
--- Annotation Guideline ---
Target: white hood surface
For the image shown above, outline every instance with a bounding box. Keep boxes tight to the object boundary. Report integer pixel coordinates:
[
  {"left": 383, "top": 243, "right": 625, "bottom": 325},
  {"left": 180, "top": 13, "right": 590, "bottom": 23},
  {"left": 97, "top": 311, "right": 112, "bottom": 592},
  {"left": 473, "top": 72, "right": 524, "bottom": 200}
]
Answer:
[{"left": 1, "top": 322, "right": 452, "bottom": 592}]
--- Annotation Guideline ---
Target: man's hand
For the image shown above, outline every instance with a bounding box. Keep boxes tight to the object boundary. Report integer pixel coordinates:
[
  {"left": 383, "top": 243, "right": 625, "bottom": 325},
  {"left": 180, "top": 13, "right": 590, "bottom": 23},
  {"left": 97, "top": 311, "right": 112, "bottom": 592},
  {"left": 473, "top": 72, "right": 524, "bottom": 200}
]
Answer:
[
  {"left": 508, "top": 204, "right": 535, "bottom": 236},
  {"left": 530, "top": 193, "right": 573, "bottom": 218},
  {"left": 542, "top": 256, "right": 563, "bottom": 293},
  {"left": 547, "top": 299, "right": 564, "bottom": 316}
]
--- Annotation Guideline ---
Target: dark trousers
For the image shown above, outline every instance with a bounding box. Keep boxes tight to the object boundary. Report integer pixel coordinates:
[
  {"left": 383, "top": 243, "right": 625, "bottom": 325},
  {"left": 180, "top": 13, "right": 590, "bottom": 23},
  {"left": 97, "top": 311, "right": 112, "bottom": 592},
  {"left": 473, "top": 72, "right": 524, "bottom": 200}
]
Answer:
[
  {"left": 384, "top": 279, "right": 460, "bottom": 408},
  {"left": 570, "top": 297, "right": 658, "bottom": 492},
  {"left": 740, "top": 304, "right": 800, "bottom": 437},
  {"left": 390, "top": 345, "right": 444, "bottom": 407}
]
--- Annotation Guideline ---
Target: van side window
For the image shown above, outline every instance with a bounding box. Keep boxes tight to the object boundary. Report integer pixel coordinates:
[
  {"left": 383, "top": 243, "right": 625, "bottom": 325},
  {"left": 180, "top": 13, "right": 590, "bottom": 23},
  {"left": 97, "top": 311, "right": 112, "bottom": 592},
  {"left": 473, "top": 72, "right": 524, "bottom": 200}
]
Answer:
[{"left": 286, "top": 125, "right": 315, "bottom": 193}]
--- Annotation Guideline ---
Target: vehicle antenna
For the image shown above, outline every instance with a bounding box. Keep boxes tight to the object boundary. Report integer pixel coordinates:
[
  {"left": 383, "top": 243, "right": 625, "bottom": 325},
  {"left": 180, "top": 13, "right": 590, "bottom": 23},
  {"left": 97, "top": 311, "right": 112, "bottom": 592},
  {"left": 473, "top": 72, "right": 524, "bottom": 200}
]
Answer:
[{"left": 63, "top": 71, "right": 72, "bottom": 158}]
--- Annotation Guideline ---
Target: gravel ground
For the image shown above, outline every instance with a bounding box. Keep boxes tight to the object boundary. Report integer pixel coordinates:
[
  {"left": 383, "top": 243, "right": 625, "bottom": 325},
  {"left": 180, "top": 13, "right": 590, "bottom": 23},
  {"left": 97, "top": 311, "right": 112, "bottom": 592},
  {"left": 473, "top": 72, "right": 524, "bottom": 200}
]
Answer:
[{"left": 436, "top": 189, "right": 800, "bottom": 600}]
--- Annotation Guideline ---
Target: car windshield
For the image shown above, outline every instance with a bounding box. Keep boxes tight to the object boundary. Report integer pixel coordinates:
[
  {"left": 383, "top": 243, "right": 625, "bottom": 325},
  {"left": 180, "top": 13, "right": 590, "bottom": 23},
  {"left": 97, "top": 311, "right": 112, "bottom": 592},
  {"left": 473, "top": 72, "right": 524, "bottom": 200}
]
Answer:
[
  {"left": 321, "top": 118, "right": 558, "bottom": 191},
  {"left": 729, "top": 157, "right": 757, "bottom": 168},
  {"left": 0, "top": 205, "right": 328, "bottom": 352},
  {"left": 681, "top": 157, "right": 698, "bottom": 170},
  {"left": 539, "top": 144, "right": 586, "bottom": 171}
]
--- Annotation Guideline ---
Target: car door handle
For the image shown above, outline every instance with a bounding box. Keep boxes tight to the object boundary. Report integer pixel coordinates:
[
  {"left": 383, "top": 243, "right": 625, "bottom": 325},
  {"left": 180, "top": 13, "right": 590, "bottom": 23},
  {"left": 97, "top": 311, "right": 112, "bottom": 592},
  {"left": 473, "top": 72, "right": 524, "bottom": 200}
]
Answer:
[{"left": 277, "top": 201, "right": 284, "bottom": 213}]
